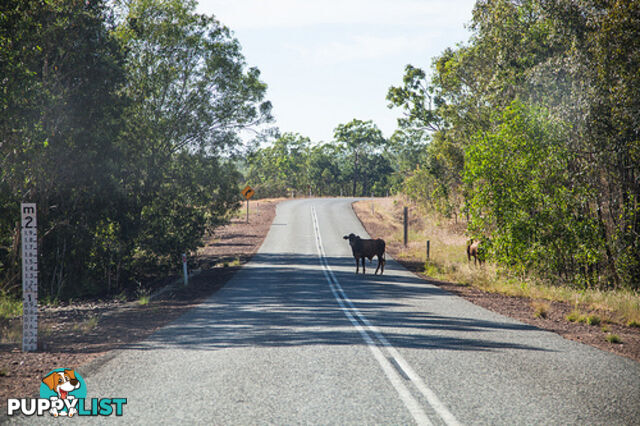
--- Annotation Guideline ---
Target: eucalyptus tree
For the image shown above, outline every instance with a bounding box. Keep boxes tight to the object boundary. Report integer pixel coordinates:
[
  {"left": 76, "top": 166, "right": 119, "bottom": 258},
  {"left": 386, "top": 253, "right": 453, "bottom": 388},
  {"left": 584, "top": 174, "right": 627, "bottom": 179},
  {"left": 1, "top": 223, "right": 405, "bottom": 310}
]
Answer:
[
  {"left": 0, "top": 0, "right": 127, "bottom": 297},
  {"left": 113, "top": 0, "right": 272, "bottom": 263},
  {"left": 306, "top": 144, "right": 344, "bottom": 196},
  {"left": 0, "top": 0, "right": 273, "bottom": 298},
  {"left": 245, "top": 133, "right": 310, "bottom": 197},
  {"left": 388, "top": 0, "right": 639, "bottom": 288},
  {"left": 333, "top": 119, "right": 387, "bottom": 196}
]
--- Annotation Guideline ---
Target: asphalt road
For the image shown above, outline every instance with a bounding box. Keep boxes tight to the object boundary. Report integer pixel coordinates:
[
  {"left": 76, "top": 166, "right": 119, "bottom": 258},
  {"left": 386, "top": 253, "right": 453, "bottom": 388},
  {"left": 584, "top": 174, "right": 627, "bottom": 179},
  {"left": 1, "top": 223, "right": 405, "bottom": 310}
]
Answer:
[{"left": 14, "top": 198, "right": 640, "bottom": 424}]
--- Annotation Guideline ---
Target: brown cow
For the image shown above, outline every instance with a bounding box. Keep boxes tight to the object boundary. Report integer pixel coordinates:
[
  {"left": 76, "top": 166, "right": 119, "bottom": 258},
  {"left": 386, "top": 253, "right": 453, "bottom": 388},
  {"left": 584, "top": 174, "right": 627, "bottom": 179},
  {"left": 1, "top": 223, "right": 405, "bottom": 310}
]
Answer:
[{"left": 466, "top": 239, "right": 485, "bottom": 266}]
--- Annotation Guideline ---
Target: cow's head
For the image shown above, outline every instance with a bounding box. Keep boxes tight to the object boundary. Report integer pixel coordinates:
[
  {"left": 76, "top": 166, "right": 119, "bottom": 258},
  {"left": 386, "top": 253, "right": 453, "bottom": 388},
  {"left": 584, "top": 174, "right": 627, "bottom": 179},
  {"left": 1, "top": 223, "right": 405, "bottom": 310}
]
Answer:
[{"left": 343, "top": 233, "right": 360, "bottom": 246}]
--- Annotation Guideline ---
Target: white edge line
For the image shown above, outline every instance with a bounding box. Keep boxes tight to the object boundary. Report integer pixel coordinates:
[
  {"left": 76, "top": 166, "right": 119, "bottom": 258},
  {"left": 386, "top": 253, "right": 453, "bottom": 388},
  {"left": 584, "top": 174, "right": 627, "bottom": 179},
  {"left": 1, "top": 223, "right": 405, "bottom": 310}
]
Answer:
[
  {"left": 326, "top": 267, "right": 460, "bottom": 426},
  {"left": 312, "top": 207, "right": 432, "bottom": 426},
  {"left": 312, "top": 206, "right": 461, "bottom": 426}
]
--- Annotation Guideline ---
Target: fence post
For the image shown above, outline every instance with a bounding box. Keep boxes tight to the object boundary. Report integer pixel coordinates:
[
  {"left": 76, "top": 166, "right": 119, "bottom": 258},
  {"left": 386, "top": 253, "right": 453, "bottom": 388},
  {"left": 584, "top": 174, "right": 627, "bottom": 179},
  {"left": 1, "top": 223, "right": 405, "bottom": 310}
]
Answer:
[
  {"left": 426, "top": 240, "right": 430, "bottom": 260},
  {"left": 403, "top": 206, "right": 408, "bottom": 247}
]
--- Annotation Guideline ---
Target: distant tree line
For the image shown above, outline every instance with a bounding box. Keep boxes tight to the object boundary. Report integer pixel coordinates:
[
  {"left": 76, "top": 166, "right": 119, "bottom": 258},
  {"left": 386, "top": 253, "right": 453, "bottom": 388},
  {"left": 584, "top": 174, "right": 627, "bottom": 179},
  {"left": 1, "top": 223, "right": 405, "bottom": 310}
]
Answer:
[
  {"left": 0, "top": 0, "right": 271, "bottom": 299},
  {"left": 387, "top": 0, "right": 639, "bottom": 289},
  {"left": 244, "top": 120, "right": 406, "bottom": 198}
]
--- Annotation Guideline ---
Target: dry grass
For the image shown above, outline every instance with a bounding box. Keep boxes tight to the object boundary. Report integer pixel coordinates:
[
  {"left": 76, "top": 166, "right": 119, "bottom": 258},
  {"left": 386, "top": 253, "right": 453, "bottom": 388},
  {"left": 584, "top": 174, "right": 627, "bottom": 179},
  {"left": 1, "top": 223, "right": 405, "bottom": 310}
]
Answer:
[
  {"left": 72, "top": 316, "right": 99, "bottom": 334},
  {"left": 0, "top": 321, "right": 21, "bottom": 344},
  {"left": 230, "top": 198, "right": 284, "bottom": 222},
  {"left": 354, "top": 197, "right": 640, "bottom": 328},
  {"left": 532, "top": 300, "right": 550, "bottom": 319}
]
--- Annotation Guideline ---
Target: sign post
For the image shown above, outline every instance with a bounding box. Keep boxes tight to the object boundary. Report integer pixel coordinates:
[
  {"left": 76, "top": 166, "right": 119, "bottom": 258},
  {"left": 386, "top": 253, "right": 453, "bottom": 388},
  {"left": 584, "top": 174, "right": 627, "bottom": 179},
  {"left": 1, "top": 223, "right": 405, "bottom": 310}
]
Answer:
[
  {"left": 241, "top": 185, "right": 255, "bottom": 224},
  {"left": 21, "top": 203, "right": 37, "bottom": 352}
]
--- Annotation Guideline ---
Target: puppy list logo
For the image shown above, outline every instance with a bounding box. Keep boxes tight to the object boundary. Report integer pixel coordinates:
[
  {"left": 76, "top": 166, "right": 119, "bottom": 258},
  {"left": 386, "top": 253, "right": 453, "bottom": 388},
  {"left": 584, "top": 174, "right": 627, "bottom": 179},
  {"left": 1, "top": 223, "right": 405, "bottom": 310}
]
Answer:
[{"left": 6, "top": 368, "right": 126, "bottom": 417}]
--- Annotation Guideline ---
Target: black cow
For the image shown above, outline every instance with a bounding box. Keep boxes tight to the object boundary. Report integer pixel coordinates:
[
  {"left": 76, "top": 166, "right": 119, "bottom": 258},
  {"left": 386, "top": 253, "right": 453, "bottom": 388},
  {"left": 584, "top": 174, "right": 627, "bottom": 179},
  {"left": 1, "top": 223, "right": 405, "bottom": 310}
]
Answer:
[{"left": 343, "top": 233, "right": 386, "bottom": 275}]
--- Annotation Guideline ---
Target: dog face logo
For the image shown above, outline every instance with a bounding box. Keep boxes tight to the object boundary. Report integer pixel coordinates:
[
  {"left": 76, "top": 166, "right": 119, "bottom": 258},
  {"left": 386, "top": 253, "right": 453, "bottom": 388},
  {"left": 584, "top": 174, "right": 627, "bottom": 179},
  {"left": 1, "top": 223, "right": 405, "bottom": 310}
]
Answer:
[
  {"left": 40, "top": 369, "right": 87, "bottom": 417},
  {"left": 42, "top": 370, "right": 80, "bottom": 399}
]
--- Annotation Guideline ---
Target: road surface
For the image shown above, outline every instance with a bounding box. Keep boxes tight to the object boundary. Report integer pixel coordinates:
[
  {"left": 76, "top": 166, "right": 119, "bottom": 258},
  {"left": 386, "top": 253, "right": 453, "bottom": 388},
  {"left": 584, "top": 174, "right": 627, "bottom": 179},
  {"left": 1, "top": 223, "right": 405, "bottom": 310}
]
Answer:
[{"left": 15, "top": 198, "right": 640, "bottom": 424}]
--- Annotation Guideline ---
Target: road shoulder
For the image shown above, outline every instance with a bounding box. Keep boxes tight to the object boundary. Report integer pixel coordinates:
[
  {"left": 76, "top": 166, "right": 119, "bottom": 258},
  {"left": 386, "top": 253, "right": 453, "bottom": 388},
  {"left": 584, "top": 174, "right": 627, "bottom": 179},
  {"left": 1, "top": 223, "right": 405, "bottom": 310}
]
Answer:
[
  {"left": 352, "top": 200, "right": 640, "bottom": 363},
  {"left": 0, "top": 198, "right": 282, "bottom": 412}
]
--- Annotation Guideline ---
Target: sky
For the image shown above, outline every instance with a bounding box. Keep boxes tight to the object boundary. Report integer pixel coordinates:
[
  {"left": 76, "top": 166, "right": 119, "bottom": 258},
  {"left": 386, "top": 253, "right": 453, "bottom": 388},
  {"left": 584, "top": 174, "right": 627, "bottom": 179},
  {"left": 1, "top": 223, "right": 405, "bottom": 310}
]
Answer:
[{"left": 196, "top": 0, "right": 478, "bottom": 143}]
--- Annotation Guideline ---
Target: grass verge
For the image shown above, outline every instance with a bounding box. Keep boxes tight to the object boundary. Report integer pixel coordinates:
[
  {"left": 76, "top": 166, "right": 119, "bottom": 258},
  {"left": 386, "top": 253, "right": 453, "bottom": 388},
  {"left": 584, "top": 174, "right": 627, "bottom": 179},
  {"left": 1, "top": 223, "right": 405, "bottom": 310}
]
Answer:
[
  {"left": 0, "top": 292, "right": 22, "bottom": 320},
  {"left": 354, "top": 197, "right": 640, "bottom": 328}
]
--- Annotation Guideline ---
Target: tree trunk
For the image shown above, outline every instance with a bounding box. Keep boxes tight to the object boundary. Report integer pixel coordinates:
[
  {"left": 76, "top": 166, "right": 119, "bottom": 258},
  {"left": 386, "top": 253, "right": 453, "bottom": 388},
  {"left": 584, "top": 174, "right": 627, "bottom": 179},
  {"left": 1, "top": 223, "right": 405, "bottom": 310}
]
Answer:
[
  {"left": 597, "top": 205, "right": 618, "bottom": 288},
  {"left": 352, "top": 150, "right": 359, "bottom": 197}
]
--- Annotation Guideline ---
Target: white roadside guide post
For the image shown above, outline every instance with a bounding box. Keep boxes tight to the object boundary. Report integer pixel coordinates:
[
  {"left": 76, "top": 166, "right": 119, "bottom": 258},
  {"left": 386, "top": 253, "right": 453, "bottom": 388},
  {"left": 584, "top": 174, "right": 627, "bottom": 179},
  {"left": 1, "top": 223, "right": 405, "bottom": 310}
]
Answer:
[
  {"left": 21, "top": 203, "right": 38, "bottom": 352},
  {"left": 182, "top": 253, "right": 188, "bottom": 286}
]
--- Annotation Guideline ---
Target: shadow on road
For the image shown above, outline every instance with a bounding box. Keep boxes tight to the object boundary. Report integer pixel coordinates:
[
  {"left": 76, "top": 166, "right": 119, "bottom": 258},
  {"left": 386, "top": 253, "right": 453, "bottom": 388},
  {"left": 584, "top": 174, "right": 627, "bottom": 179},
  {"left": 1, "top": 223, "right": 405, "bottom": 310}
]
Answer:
[{"left": 123, "top": 252, "right": 549, "bottom": 354}]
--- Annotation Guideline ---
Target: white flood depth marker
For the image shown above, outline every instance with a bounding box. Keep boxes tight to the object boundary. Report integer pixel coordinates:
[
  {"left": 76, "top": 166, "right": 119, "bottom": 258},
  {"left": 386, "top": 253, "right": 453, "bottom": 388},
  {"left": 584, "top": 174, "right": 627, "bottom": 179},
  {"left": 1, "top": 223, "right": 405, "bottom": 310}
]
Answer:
[{"left": 21, "top": 203, "right": 38, "bottom": 352}]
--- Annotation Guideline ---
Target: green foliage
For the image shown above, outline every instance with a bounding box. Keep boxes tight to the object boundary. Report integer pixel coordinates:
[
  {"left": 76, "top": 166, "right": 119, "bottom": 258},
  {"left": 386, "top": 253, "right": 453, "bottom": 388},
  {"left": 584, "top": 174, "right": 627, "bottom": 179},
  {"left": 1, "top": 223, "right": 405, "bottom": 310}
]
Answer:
[
  {"left": 0, "top": 292, "right": 22, "bottom": 320},
  {"left": 1, "top": 0, "right": 129, "bottom": 297},
  {"left": 464, "top": 102, "right": 603, "bottom": 283},
  {"left": 386, "top": 65, "right": 443, "bottom": 133},
  {"left": 0, "top": 0, "right": 269, "bottom": 299},
  {"left": 389, "top": 0, "right": 640, "bottom": 290},
  {"left": 334, "top": 119, "right": 388, "bottom": 196},
  {"left": 113, "top": 0, "right": 268, "bottom": 277},
  {"left": 605, "top": 334, "right": 622, "bottom": 344},
  {"left": 568, "top": 311, "right": 602, "bottom": 326},
  {"left": 246, "top": 126, "right": 393, "bottom": 198},
  {"left": 246, "top": 133, "right": 311, "bottom": 197},
  {"left": 306, "top": 144, "right": 344, "bottom": 196},
  {"left": 566, "top": 311, "right": 581, "bottom": 323},
  {"left": 586, "top": 315, "right": 601, "bottom": 326}
]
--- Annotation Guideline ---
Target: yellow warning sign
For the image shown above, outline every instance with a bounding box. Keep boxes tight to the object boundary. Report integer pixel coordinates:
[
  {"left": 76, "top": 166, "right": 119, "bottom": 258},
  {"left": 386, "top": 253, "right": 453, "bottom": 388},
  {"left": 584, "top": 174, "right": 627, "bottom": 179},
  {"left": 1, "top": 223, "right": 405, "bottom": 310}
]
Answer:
[{"left": 241, "top": 185, "right": 255, "bottom": 200}]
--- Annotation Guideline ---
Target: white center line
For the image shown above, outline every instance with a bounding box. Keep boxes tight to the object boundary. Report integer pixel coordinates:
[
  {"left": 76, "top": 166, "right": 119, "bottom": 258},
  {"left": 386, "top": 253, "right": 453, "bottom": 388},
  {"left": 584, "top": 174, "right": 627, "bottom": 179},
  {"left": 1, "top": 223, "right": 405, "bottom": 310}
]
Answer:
[{"left": 311, "top": 206, "right": 461, "bottom": 426}]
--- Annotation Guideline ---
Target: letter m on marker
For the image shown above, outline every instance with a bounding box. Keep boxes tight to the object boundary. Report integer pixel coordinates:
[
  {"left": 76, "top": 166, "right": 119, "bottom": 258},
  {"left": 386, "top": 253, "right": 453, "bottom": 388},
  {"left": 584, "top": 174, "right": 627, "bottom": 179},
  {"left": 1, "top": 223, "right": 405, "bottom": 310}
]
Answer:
[{"left": 23, "top": 206, "right": 35, "bottom": 214}]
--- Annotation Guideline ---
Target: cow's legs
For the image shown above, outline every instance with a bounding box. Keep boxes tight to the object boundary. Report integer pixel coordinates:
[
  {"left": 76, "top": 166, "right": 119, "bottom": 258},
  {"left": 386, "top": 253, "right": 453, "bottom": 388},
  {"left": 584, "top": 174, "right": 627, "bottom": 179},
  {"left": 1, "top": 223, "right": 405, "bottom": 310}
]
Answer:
[
  {"left": 355, "top": 257, "right": 359, "bottom": 274},
  {"left": 376, "top": 254, "right": 385, "bottom": 275},
  {"left": 361, "top": 257, "right": 366, "bottom": 274}
]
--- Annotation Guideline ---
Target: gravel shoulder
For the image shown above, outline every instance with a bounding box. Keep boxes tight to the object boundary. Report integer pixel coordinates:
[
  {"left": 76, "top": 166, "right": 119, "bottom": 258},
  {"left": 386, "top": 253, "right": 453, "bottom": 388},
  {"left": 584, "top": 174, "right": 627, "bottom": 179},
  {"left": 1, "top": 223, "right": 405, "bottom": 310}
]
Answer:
[{"left": 0, "top": 198, "right": 282, "bottom": 411}]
